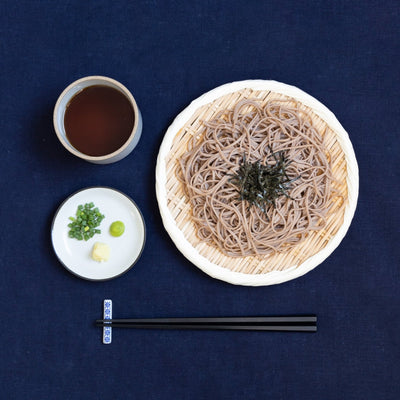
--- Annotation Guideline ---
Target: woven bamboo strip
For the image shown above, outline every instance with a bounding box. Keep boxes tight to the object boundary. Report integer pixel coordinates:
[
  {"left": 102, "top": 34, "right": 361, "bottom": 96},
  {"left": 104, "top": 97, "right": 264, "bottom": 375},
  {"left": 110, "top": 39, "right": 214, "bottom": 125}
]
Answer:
[{"left": 165, "top": 89, "right": 348, "bottom": 274}]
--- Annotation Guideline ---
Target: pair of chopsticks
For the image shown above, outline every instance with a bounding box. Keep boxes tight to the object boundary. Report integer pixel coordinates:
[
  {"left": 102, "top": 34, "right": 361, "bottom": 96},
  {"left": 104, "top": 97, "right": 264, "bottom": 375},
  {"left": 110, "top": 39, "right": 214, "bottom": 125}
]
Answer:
[{"left": 95, "top": 315, "right": 317, "bottom": 332}]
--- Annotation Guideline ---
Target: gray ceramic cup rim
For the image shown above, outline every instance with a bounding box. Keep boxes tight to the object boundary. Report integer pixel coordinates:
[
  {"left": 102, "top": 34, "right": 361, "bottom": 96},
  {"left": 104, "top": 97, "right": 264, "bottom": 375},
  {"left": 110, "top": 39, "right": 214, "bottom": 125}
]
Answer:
[{"left": 53, "top": 76, "right": 141, "bottom": 163}]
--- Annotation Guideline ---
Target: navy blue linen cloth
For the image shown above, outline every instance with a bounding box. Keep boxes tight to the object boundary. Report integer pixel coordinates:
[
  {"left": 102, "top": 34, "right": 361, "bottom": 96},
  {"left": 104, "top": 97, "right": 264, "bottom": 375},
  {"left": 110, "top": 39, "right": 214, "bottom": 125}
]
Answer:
[{"left": 0, "top": 1, "right": 399, "bottom": 399}]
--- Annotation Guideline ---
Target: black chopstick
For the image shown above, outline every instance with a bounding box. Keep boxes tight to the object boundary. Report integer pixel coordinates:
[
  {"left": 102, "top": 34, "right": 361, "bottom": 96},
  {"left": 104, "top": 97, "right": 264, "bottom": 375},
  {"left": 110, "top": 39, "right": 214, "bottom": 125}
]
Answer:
[
  {"left": 96, "top": 315, "right": 316, "bottom": 325},
  {"left": 95, "top": 315, "right": 317, "bottom": 332},
  {"left": 95, "top": 323, "right": 316, "bottom": 332}
]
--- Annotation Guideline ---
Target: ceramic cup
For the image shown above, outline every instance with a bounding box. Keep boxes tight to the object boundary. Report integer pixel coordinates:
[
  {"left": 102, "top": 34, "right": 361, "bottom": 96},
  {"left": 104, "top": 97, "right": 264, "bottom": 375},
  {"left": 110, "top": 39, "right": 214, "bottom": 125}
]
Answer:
[{"left": 53, "top": 76, "right": 142, "bottom": 164}]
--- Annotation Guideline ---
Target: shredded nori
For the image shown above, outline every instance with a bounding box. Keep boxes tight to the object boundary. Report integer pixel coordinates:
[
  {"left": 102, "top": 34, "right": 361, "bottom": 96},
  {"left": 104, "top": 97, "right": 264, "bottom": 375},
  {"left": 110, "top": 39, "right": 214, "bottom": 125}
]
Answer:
[{"left": 229, "top": 146, "right": 300, "bottom": 214}]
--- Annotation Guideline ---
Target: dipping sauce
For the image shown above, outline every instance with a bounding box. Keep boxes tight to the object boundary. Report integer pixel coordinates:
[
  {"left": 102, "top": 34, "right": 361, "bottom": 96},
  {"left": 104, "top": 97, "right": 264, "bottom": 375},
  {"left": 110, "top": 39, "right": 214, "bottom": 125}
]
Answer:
[{"left": 64, "top": 85, "right": 135, "bottom": 157}]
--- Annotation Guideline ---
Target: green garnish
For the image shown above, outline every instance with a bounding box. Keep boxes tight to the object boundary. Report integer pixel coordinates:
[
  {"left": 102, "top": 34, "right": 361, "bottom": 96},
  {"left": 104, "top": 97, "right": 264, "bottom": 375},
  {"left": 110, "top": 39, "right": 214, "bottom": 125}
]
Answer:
[
  {"left": 67, "top": 202, "right": 105, "bottom": 241},
  {"left": 229, "top": 147, "right": 300, "bottom": 214},
  {"left": 109, "top": 221, "right": 125, "bottom": 237}
]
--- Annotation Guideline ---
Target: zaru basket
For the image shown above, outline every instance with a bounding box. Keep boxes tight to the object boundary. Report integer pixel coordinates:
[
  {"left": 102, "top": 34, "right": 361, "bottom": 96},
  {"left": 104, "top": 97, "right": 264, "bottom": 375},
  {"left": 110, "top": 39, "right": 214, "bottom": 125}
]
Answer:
[{"left": 156, "top": 80, "right": 358, "bottom": 286}]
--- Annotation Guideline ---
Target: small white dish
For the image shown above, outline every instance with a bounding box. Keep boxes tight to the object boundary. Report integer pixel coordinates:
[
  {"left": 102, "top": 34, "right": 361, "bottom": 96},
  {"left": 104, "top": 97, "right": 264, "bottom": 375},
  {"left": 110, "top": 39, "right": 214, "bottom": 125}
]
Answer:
[{"left": 51, "top": 187, "right": 146, "bottom": 281}]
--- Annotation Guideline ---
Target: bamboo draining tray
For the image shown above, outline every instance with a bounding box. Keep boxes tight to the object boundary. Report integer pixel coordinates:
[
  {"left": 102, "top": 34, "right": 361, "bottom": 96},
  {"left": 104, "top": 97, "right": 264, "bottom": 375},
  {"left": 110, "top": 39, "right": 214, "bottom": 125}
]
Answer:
[{"left": 156, "top": 80, "right": 359, "bottom": 286}]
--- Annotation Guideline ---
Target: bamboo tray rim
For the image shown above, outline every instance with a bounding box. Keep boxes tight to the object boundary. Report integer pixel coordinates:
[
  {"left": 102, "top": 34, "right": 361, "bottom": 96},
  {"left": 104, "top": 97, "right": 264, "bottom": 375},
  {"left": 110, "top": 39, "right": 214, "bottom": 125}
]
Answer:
[{"left": 155, "top": 80, "right": 359, "bottom": 286}]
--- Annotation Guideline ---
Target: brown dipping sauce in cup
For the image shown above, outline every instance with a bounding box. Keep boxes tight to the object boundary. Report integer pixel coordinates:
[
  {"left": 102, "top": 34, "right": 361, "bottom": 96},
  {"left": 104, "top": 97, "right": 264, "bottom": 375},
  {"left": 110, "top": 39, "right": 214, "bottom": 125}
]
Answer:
[{"left": 64, "top": 85, "right": 135, "bottom": 157}]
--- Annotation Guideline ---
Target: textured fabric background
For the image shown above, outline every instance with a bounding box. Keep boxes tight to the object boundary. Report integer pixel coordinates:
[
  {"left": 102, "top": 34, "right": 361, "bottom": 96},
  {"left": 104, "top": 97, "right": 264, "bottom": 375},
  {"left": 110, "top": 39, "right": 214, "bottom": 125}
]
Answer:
[{"left": 0, "top": 1, "right": 399, "bottom": 399}]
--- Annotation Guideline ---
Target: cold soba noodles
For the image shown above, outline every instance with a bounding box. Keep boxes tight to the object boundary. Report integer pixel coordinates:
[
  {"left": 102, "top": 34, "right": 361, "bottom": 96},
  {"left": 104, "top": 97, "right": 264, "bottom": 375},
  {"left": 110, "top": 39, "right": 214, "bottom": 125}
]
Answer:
[{"left": 179, "top": 98, "right": 337, "bottom": 257}]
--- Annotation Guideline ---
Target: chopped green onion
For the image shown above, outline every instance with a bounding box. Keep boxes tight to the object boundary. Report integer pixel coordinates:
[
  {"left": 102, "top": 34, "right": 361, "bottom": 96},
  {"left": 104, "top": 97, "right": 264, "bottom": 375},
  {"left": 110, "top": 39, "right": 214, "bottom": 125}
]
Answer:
[{"left": 67, "top": 202, "right": 105, "bottom": 241}]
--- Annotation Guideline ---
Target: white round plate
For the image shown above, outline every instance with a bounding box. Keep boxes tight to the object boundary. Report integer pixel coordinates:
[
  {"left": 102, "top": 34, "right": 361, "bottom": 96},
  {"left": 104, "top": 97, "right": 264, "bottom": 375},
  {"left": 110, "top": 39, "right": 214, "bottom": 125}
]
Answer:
[
  {"left": 156, "top": 80, "right": 359, "bottom": 286},
  {"left": 51, "top": 187, "right": 146, "bottom": 281}
]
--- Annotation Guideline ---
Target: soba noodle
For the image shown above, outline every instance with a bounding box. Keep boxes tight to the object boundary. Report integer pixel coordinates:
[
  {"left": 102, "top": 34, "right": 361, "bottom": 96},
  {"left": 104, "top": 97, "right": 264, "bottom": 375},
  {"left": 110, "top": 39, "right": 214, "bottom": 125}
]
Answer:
[{"left": 179, "top": 99, "right": 335, "bottom": 257}]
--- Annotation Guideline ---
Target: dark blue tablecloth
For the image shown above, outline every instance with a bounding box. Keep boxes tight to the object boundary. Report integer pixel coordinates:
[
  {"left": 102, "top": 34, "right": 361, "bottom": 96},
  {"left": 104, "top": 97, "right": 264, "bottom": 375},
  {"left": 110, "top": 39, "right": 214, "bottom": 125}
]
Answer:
[{"left": 1, "top": 1, "right": 399, "bottom": 399}]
